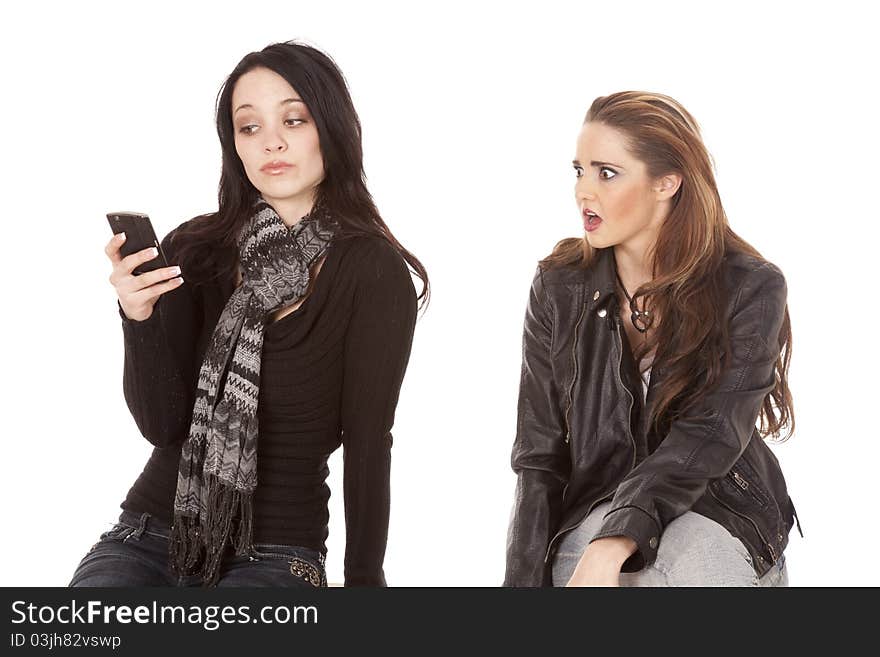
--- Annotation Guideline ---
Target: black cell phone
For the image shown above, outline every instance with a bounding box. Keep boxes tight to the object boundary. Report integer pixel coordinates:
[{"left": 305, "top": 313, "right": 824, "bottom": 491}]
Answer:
[{"left": 106, "top": 211, "right": 169, "bottom": 276}]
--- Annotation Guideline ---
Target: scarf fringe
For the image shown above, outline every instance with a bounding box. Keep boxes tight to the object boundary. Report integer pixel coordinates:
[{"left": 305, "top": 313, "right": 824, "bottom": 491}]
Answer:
[{"left": 169, "top": 472, "right": 254, "bottom": 587}]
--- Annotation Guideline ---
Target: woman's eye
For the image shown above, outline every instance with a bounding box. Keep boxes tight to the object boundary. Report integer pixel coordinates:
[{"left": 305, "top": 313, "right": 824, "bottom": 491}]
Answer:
[
  {"left": 237, "top": 118, "right": 304, "bottom": 135},
  {"left": 573, "top": 165, "right": 584, "bottom": 178},
  {"left": 599, "top": 167, "right": 617, "bottom": 180}
]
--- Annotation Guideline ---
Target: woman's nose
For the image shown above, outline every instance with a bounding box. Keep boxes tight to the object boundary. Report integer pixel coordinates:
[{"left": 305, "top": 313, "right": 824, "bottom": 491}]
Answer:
[
  {"left": 262, "top": 127, "right": 287, "bottom": 153},
  {"left": 264, "top": 141, "right": 286, "bottom": 152},
  {"left": 576, "top": 179, "right": 596, "bottom": 201}
]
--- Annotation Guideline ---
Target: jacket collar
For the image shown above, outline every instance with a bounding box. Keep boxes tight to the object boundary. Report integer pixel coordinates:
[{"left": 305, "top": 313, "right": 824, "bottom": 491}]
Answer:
[{"left": 586, "top": 247, "right": 619, "bottom": 308}]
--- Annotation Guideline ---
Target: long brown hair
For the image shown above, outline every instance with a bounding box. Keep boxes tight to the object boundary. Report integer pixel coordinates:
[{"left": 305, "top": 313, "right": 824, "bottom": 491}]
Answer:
[
  {"left": 542, "top": 91, "right": 793, "bottom": 441},
  {"left": 171, "top": 41, "right": 429, "bottom": 309}
]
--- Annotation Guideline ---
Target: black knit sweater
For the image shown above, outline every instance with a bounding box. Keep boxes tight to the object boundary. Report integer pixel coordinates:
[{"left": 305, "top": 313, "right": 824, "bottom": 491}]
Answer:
[{"left": 116, "top": 220, "right": 418, "bottom": 586}]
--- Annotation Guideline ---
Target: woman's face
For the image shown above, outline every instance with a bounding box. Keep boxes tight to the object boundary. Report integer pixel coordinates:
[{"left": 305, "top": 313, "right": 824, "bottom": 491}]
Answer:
[
  {"left": 232, "top": 67, "right": 325, "bottom": 221},
  {"left": 573, "top": 121, "right": 676, "bottom": 252}
]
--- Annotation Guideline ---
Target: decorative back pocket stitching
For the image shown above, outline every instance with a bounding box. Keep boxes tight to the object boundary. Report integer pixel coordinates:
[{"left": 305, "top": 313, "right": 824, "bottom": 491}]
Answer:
[{"left": 288, "top": 556, "right": 325, "bottom": 587}]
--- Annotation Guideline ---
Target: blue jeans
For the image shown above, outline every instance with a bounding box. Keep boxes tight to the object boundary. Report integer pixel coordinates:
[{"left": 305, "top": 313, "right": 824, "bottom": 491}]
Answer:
[
  {"left": 551, "top": 501, "right": 789, "bottom": 587},
  {"left": 68, "top": 510, "right": 327, "bottom": 587}
]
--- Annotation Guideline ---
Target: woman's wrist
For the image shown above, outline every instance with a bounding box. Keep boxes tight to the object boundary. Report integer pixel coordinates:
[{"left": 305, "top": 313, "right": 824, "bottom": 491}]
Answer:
[{"left": 587, "top": 536, "right": 638, "bottom": 566}]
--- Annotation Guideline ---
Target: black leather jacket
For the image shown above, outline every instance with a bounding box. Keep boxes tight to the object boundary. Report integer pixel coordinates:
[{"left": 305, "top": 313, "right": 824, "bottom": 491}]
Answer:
[{"left": 503, "top": 246, "right": 803, "bottom": 586}]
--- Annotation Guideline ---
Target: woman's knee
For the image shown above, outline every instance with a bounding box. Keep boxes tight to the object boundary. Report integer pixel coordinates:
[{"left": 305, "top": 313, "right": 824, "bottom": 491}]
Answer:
[{"left": 651, "top": 511, "right": 758, "bottom": 586}]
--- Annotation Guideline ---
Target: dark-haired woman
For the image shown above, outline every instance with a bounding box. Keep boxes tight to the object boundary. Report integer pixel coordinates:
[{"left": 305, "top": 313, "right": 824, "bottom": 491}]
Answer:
[
  {"left": 69, "top": 41, "right": 428, "bottom": 588},
  {"left": 504, "top": 91, "right": 801, "bottom": 587}
]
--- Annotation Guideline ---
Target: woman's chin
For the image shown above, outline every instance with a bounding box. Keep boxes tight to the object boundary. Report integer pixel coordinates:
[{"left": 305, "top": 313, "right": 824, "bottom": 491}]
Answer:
[{"left": 584, "top": 232, "right": 610, "bottom": 249}]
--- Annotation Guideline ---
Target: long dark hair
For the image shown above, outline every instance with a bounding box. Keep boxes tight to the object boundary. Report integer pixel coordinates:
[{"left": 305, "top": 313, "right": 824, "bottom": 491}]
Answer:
[
  {"left": 542, "top": 91, "right": 793, "bottom": 441},
  {"left": 172, "top": 40, "right": 429, "bottom": 308}
]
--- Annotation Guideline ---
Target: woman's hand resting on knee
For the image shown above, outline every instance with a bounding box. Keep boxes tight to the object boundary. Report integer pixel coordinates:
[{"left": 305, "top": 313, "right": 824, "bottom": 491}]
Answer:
[
  {"left": 566, "top": 536, "right": 638, "bottom": 587},
  {"left": 105, "top": 232, "right": 184, "bottom": 322}
]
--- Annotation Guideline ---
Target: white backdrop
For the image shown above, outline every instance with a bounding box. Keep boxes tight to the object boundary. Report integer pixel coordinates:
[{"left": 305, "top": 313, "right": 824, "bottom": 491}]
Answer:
[{"left": 1, "top": 0, "right": 877, "bottom": 587}]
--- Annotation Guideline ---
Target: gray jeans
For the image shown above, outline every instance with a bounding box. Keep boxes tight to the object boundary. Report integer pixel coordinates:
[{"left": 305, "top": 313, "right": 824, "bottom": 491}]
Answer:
[{"left": 551, "top": 501, "right": 789, "bottom": 587}]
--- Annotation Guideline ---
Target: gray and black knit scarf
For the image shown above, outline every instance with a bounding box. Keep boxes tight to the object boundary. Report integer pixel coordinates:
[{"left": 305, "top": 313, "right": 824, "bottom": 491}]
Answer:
[{"left": 168, "top": 195, "right": 335, "bottom": 586}]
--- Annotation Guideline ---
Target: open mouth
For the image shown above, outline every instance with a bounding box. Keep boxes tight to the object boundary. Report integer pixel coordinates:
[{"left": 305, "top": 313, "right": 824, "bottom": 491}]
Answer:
[{"left": 584, "top": 209, "right": 603, "bottom": 231}]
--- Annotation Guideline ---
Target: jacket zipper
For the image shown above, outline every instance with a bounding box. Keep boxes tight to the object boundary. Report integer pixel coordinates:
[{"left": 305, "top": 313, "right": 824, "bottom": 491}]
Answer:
[
  {"left": 731, "top": 469, "right": 769, "bottom": 507},
  {"left": 612, "top": 315, "right": 638, "bottom": 474},
  {"left": 563, "top": 302, "right": 587, "bottom": 444},
  {"left": 544, "top": 309, "right": 637, "bottom": 563},
  {"left": 732, "top": 471, "right": 749, "bottom": 489},
  {"left": 708, "top": 485, "right": 778, "bottom": 563}
]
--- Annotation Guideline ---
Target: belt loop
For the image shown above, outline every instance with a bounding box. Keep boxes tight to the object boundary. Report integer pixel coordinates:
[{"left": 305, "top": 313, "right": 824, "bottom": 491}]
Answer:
[{"left": 131, "top": 512, "right": 150, "bottom": 539}]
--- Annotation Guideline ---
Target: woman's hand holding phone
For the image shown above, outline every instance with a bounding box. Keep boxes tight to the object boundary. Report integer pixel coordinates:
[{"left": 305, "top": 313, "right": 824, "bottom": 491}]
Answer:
[{"left": 105, "top": 232, "right": 184, "bottom": 321}]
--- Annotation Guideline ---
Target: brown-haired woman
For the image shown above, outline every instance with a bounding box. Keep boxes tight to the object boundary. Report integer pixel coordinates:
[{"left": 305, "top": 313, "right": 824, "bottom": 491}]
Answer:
[{"left": 503, "top": 91, "right": 801, "bottom": 587}]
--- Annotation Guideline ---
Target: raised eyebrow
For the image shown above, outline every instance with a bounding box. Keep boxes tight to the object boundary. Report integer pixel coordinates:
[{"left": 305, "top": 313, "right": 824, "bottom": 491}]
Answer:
[
  {"left": 233, "top": 98, "right": 306, "bottom": 115},
  {"left": 572, "top": 159, "right": 624, "bottom": 170}
]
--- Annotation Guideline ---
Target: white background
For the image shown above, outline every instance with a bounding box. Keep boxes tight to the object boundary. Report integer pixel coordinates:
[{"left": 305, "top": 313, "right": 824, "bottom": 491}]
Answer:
[{"left": 1, "top": 0, "right": 877, "bottom": 587}]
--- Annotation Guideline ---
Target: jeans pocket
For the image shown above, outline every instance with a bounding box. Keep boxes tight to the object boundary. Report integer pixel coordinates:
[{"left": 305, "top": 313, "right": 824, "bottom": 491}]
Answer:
[
  {"left": 286, "top": 556, "right": 325, "bottom": 588},
  {"left": 251, "top": 545, "right": 326, "bottom": 587}
]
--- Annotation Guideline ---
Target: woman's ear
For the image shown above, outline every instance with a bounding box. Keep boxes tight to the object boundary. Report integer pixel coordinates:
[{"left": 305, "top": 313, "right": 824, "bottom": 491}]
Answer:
[{"left": 654, "top": 172, "right": 682, "bottom": 200}]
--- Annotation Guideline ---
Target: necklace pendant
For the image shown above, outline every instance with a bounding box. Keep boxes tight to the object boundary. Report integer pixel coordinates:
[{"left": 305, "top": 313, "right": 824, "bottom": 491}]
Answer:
[{"left": 631, "top": 309, "right": 650, "bottom": 333}]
